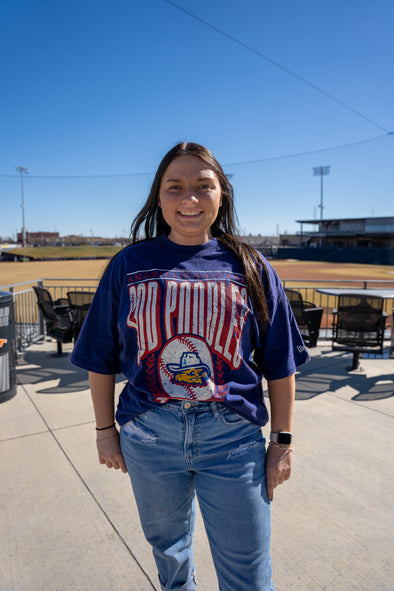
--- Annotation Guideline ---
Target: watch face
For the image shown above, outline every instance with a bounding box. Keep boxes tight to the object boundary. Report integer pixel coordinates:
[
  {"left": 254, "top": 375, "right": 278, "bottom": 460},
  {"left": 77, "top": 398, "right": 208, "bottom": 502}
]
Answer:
[{"left": 277, "top": 432, "right": 292, "bottom": 445}]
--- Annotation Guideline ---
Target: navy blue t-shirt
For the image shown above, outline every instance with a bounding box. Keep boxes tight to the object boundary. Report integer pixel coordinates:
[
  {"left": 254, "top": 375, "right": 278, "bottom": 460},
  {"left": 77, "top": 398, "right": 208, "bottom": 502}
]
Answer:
[{"left": 71, "top": 235, "right": 309, "bottom": 426}]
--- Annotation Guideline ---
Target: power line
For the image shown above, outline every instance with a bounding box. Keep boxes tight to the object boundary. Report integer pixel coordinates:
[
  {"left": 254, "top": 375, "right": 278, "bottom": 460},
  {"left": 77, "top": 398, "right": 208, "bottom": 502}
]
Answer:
[
  {"left": 0, "top": 133, "right": 390, "bottom": 179},
  {"left": 0, "top": 170, "right": 154, "bottom": 179},
  {"left": 223, "top": 133, "right": 390, "bottom": 167},
  {"left": 164, "top": 0, "right": 391, "bottom": 134}
]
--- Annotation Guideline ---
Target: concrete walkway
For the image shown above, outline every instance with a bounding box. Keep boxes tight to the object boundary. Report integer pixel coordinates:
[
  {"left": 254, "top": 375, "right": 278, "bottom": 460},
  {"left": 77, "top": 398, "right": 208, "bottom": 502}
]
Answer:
[{"left": 1, "top": 340, "right": 393, "bottom": 590}]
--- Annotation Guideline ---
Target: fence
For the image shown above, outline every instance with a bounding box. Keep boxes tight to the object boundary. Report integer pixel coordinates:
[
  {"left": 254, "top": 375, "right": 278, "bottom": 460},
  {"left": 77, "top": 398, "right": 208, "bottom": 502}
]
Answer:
[
  {"left": 0, "top": 278, "right": 98, "bottom": 350},
  {"left": 0, "top": 277, "right": 393, "bottom": 351},
  {"left": 282, "top": 279, "right": 394, "bottom": 338},
  {"left": 261, "top": 246, "right": 394, "bottom": 265}
]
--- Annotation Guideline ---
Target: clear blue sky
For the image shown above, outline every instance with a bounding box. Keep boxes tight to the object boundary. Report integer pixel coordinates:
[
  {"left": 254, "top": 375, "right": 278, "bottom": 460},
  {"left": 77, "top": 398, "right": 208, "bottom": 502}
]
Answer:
[{"left": 1, "top": 0, "right": 393, "bottom": 241}]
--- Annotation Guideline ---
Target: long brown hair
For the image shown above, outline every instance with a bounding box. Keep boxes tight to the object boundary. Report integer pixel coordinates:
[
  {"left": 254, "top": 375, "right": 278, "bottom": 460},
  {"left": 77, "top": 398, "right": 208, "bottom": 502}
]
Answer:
[{"left": 129, "top": 142, "right": 270, "bottom": 329}]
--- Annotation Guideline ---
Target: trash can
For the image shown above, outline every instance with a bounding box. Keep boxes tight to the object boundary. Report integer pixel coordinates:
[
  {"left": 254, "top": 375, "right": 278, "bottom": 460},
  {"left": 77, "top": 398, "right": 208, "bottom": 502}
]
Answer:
[{"left": 0, "top": 291, "right": 17, "bottom": 402}]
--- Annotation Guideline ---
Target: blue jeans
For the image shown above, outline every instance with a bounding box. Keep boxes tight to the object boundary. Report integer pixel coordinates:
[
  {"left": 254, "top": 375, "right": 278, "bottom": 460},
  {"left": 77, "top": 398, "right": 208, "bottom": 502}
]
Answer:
[{"left": 120, "top": 401, "right": 275, "bottom": 591}]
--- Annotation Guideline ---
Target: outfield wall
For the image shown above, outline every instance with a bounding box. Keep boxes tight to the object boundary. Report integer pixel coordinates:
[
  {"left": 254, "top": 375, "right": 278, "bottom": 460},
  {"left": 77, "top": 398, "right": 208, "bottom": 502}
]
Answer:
[{"left": 260, "top": 247, "right": 394, "bottom": 265}]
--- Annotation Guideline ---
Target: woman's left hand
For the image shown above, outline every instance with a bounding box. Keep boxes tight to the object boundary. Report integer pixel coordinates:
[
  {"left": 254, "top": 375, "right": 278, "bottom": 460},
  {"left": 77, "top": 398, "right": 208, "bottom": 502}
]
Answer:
[{"left": 265, "top": 444, "right": 292, "bottom": 501}]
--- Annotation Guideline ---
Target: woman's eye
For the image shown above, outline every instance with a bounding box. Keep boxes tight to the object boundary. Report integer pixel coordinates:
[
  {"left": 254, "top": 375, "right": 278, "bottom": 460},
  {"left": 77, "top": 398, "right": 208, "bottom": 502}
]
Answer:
[{"left": 169, "top": 185, "right": 182, "bottom": 191}]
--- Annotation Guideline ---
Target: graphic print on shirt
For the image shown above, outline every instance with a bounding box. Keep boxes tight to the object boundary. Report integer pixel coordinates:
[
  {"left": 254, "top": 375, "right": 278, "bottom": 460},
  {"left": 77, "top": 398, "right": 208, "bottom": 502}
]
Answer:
[
  {"left": 126, "top": 269, "right": 250, "bottom": 402},
  {"left": 158, "top": 335, "right": 214, "bottom": 400}
]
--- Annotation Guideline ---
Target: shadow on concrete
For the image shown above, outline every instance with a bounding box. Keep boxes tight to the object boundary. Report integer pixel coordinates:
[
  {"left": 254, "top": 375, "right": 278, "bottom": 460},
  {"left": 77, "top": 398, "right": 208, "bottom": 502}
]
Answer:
[
  {"left": 16, "top": 348, "right": 125, "bottom": 394},
  {"left": 295, "top": 349, "right": 394, "bottom": 401},
  {"left": 16, "top": 343, "right": 393, "bottom": 401},
  {"left": 350, "top": 375, "right": 394, "bottom": 401}
]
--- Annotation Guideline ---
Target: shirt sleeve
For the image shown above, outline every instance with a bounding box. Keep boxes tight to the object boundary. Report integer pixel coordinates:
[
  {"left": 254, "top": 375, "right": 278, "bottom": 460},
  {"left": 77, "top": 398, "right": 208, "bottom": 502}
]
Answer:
[
  {"left": 70, "top": 255, "right": 124, "bottom": 375},
  {"left": 256, "top": 259, "right": 310, "bottom": 381}
]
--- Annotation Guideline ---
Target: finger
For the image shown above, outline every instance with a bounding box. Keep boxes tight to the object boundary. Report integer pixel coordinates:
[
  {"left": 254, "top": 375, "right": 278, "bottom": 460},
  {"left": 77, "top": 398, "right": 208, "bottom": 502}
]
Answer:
[
  {"left": 113, "top": 451, "right": 128, "bottom": 473},
  {"left": 266, "top": 476, "right": 274, "bottom": 501}
]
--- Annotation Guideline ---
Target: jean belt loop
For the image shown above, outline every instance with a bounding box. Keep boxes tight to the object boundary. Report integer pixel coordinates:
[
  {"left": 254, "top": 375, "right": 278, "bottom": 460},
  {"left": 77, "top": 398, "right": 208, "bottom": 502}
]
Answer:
[{"left": 210, "top": 401, "right": 220, "bottom": 418}]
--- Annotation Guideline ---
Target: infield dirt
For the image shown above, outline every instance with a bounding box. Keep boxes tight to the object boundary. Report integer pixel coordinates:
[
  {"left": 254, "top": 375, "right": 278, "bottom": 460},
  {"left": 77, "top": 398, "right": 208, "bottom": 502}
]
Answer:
[{"left": 1, "top": 258, "right": 394, "bottom": 291}]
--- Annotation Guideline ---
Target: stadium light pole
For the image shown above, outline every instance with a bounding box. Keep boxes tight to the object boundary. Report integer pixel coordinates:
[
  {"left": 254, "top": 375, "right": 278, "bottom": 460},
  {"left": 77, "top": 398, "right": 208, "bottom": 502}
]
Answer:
[
  {"left": 313, "top": 166, "right": 330, "bottom": 246},
  {"left": 16, "top": 166, "right": 29, "bottom": 247}
]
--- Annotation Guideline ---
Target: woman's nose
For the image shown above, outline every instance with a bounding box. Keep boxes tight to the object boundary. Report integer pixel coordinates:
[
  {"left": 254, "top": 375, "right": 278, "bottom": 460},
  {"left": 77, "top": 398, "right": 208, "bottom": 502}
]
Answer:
[{"left": 182, "top": 189, "right": 198, "bottom": 204}]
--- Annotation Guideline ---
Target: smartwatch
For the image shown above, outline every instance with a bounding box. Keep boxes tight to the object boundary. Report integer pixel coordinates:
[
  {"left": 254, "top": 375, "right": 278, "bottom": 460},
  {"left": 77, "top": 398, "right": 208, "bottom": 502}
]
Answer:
[{"left": 270, "top": 431, "right": 292, "bottom": 445}]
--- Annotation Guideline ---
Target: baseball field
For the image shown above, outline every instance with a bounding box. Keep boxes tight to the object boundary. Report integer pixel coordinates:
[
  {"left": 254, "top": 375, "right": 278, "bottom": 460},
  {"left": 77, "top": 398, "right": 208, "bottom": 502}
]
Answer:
[
  {"left": 2, "top": 257, "right": 394, "bottom": 335},
  {"left": 1, "top": 257, "right": 394, "bottom": 290}
]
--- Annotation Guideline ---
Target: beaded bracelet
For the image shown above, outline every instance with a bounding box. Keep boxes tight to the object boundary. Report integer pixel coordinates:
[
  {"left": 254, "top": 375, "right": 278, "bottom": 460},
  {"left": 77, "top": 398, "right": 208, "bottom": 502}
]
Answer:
[
  {"left": 268, "top": 441, "right": 293, "bottom": 452},
  {"left": 96, "top": 434, "right": 118, "bottom": 441},
  {"left": 95, "top": 423, "right": 116, "bottom": 431}
]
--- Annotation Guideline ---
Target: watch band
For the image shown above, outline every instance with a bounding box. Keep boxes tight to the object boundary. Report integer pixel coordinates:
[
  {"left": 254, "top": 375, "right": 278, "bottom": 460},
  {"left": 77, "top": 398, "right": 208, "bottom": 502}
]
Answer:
[{"left": 270, "top": 431, "right": 292, "bottom": 445}]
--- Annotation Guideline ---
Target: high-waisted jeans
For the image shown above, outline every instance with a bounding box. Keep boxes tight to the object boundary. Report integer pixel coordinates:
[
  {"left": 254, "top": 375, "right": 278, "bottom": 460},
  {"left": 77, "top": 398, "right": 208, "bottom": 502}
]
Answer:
[{"left": 120, "top": 401, "right": 275, "bottom": 591}]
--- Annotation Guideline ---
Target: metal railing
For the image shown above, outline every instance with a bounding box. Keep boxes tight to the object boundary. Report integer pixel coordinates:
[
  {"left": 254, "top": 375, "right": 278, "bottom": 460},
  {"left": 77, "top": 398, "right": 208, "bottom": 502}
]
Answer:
[
  {"left": 282, "top": 279, "right": 394, "bottom": 338},
  {"left": 1, "top": 278, "right": 98, "bottom": 350},
  {"left": 1, "top": 277, "right": 393, "bottom": 351}
]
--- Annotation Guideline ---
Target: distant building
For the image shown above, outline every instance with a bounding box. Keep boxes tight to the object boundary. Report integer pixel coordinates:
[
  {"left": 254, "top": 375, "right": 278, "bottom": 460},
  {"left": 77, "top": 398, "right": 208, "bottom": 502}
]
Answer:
[
  {"left": 242, "top": 234, "right": 280, "bottom": 247},
  {"left": 63, "top": 235, "right": 130, "bottom": 246},
  {"left": 296, "top": 216, "right": 394, "bottom": 248},
  {"left": 278, "top": 234, "right": 302, "bottom": 247},
  {"left": 16, "top": 231, "right": 130, "bottom": 247},
  {"left": 17, "top": 231, "right": 60, "bottom": 246}
]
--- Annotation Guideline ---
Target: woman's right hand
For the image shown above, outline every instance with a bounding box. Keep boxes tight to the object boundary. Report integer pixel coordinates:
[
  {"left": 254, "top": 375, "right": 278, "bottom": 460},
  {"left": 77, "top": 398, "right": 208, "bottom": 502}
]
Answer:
[{"left": 96, "top": 428, "right": 128, "bottom": 473}]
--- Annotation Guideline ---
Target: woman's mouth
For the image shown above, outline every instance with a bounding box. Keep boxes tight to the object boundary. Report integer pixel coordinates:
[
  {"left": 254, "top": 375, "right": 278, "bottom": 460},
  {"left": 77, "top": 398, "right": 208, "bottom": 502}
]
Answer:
[{"left": 178, "top": 210, "right": 202, "bottom": 217}]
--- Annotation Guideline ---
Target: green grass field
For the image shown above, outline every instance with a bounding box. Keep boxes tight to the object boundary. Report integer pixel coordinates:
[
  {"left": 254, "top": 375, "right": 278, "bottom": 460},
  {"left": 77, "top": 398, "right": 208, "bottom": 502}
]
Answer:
[{"left": 6, "top": 245, "right": 124, "bottom": 259}]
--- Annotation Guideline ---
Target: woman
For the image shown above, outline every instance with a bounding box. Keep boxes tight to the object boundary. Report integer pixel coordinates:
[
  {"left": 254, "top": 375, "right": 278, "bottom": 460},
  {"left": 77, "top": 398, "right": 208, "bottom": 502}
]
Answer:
[{"left": 71, "top": 142, "right": 309, "bottom": 591}]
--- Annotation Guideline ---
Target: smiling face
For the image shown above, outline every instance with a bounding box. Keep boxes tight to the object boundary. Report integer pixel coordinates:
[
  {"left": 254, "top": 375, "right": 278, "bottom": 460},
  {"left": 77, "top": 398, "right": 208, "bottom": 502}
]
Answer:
[{"left": 158, "top": 155, "right": 222, "bottom": 245}]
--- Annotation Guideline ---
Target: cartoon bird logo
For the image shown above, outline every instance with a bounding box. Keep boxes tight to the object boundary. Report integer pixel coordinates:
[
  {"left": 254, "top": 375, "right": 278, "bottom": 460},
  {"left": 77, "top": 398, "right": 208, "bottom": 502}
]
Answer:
[{"left": 166, "top": 352, "right": 211, "bottom": 387}]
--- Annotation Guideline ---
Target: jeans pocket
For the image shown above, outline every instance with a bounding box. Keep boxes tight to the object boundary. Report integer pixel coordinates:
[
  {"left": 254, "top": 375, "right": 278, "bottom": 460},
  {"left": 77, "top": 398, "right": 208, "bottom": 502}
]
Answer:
[
  {"left": 218, "top": 406, "right": 250, "bottom": 426},
  {"left": 121, "top": 412, "right": 158, "bottom": 444}
]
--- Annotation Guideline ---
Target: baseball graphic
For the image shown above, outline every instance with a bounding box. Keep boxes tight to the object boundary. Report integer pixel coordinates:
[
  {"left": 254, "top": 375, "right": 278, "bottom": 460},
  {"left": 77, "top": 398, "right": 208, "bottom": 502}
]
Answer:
[{"left": 158, "top": 335, "right": 215, "bottom": 400}]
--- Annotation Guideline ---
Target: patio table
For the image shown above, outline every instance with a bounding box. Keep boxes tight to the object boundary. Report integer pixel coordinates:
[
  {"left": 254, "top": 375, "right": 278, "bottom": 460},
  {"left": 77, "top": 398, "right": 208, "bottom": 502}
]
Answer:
[
  {"left": 316, "top": 287, "right": 394, "bottom": 358},
  {"left": 316, "top": 288, "right": 394, "bottom": 298}
]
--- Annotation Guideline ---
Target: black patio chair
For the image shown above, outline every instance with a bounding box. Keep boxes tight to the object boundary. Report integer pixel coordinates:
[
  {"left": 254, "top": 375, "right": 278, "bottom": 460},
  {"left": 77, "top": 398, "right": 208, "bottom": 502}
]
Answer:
[
  {"left": 284, "top": 288, "right": 323, "bottom": 347},
  {"left": 33, "top": 286, "right": 73, "bottom": 355},
  {"left": 332, "top": 294, "right": 387, "bottom": 370},
  {"left": 67, "top": 291, "right": 95, "bottom": 341}
]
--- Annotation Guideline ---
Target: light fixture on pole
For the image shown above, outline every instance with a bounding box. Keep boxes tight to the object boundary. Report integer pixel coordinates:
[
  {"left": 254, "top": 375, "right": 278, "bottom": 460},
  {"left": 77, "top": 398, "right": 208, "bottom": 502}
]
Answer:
[
  {"left": 313, "top": 166, "right": 330, "bottom": 246},
  {"left": 15, "top": 166, "right": 29, "bottom": 247}
]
